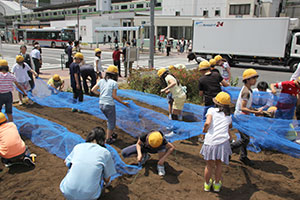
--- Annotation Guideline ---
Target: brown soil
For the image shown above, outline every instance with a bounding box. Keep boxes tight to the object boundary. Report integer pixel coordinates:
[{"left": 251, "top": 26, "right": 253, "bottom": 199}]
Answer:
[{"left": 1, "top": 102, "right": 300, "bottom": 200}]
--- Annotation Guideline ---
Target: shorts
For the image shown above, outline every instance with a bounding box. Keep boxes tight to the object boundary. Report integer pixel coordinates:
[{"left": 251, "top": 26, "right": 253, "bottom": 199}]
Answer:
[
  {"left": 0, "top": 92, "right": 13, "bottom": 114},
  {"left": 173, "top": 94, "right": 186, "bottom": 110},
  {"left": 18, "top": 81, "right": 30, "bottom": 91},
  {"left": 121, "top": 144, "right": 167, "bottom": 158},
  {"left": 100, "top": 104, "right": 116, "bottom": 130}
]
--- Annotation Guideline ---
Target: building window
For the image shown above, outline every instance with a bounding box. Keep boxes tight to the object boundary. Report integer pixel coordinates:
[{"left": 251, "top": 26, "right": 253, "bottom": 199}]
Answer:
[
  {"left": 170, "top": 26, "right": 184, "bottom": 40},
  {"left": 185, "top": 27, "right": 192, "bottom": 40},
  {"left": 157, "top": 26, "right": 167, "bottom": 37},
  {"left": 215, "top": 10, "right": 220, "bottom": 16},
  {"left": 121, "top": 5, "right": 128, "bottom": 10},
  {"left": 143, "top": 26, "right": 150, "bottom": 38},
  {"left": 137, "top": 4, "right": 143, "bottom": 8},
  {"left": 229, "top": 4, "right": 251, "bottom": 15},
  {"left": 175, "top": 11, "right": 180, "bottom": 16},
  {"left": 203, "top": 10, "right": 208, "bottom": 17}
]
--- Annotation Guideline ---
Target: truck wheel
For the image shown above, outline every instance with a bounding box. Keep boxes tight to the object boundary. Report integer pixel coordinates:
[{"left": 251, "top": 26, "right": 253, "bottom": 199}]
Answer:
[
  {"left": 289, "top": 60, "right": 299, "bottom": 72},
  {"left": 51, "top": 42, "right": 56, "bottom": 48}
]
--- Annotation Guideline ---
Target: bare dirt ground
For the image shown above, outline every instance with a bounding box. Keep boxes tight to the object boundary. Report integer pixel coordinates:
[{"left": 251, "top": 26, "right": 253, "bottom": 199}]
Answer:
[{"left": 1, "top": 102, "right": 300, "bottom": 200}]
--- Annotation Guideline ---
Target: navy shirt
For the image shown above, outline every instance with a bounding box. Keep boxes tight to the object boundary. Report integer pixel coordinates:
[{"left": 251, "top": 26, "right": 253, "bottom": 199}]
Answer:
[
  {"left": 139, "top": 132, "right": 168, "bottom": 153},
  {"left": 69, "top": 62, "right": 81, "bottom": 89}
]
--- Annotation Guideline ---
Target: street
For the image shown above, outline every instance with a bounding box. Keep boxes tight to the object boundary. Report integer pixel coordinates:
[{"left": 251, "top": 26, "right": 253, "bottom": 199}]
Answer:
[{"left": 0, "top": 43, "right": 293, "bottom": 87}]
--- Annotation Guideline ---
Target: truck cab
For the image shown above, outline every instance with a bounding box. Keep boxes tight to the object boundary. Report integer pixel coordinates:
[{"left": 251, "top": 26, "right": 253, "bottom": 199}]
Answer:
[{"left": 289, "top": 32, "right": 300, "bottom": 71}]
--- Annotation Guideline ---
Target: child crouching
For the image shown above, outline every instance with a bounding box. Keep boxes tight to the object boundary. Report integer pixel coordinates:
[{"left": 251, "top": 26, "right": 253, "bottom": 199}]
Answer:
[
  {"left": 121, "top": 131, "right": 175, "bottom": 176},
  {"left": 200, "top": 92, "right": 233, "bottom": 192}
]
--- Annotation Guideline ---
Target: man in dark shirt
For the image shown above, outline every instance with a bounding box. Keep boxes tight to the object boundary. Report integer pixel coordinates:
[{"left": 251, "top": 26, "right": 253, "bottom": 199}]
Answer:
[
  {"left": 80, "top": 64, "right": 97, "bottom": 95},
  {"left": 121, "top": 131, "right": 175, "bottom": 176},
  {"left": 198, "top": 60, "right": 229, "bottom": 119},
  {"left": 69, "top": 52, "right": 84, "bottom": 112},
  {"left": 65, "top": 40, "right": 73, "bottom": 68}
]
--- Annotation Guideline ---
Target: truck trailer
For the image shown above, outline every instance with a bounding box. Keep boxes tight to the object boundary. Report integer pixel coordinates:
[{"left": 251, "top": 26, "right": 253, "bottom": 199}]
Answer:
[{"left": 192, "top": 17, "right": 300, "bottom": 71}]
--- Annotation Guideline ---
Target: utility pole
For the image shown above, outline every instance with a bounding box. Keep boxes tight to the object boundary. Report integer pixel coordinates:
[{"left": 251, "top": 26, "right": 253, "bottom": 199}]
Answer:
[
  {"left": 19, "top": 0, "right": 23, "bottom": 23},
  {"left": 149, "top": 0, "right": 155, "bottom": 68},
  {"left": 77, "top": 0, "right": 80, "bottom": 41}
]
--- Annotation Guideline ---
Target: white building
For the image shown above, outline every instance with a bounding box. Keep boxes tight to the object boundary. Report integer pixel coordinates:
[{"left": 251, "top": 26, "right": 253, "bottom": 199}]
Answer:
[
  {"left": 0, "top": 0, "right": 32, "bottom": 16},
  {"left": 162, "top": 0, "right": 227, "bottom": 18}
]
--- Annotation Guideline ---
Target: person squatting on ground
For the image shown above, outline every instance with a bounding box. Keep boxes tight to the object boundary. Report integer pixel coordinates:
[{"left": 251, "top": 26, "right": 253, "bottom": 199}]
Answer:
[
  {"left": 0, "top": 112, "right": 35, "bottom": 167},
  {"left": 198, "top": 60, "right": 229, "bottom": 120},
  {"left": 200, "top": 92, "right": 233, "bottom": 192},
  {"left": 270, "top": 77, "right": 300, "bottom": 120},
  {"left": 30, "top": 42, "right": 42, "bottom": 75},
  {"left": 60, "top": 127, "right": 116, "bottom": 200},
  {"left": 252, "top": 81, "right": 273, "bottom": 111},
  {"left": 91, "top": 65, "right": 129, "bottom": 144},
  {"left": 214, "top": 55, "right": 231, "bottom": 83},
  {"left": 69, "top": 53, "right": 84, "bottom": 112},
  {"left": 158, "top": 68, "right": 187, "bottom": 120},
  {"left": 19, "top": 44, "right": 35, "bottom": 90},
  {"left": 47, "top": 74, "right": 64, "bottom": 92},
  {"left": 12, "top": 55, "right": 38, "bottom": 105},
  {"left": 112, "top": 46, "right": 122, "bottom": 77},
  {"left": 121, "top": 131, "right": 175, "bottom": 176},
  {"left": 0, "top": 60, "right": 27, "bottom": 122},
  {"left": 94, "top": 48, "right": 104, "bottom": 79},
  {"left": 80, "top": 64, "right": 97, "bottom": 96},
  {"left": 232, "top": 68, "right": 263, "bottom": 166}
]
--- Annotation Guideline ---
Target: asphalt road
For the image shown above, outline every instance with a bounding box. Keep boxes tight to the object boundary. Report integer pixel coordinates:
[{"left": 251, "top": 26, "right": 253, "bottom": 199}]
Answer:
[{"left": 0, "top": 43, "right": 293, "bottom": 87}]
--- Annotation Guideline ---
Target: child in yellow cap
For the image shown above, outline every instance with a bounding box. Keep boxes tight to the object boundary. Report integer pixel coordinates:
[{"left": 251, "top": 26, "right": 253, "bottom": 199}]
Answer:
[
  {"left": 94, "top": 48, "right": 104, "bottom": 79},
  {"left": 47, "top": 74, "right": 64, "bottom": 91},
  {"left": 121, "top": 130, "right": 175, "bottom": 176},
  {"left": 91, "top": 65, "right": 129, "bottom": 144},
  {"left": 12, "top": 55, "right": 38, "bottom": 105},
  {"left": 200, "top": 92, "right": 233, "bottom": 192}
]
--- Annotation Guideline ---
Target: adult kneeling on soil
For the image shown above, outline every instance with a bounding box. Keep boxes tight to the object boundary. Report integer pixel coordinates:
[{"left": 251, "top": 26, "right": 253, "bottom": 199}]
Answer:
[
  {"left": 91, "top": 65, "right": 129, "bottom": 144},
  {"left": 121, "top": 131, "right": 175, "bottom": 176},
  {"left": 0, "top": 112, "right": 35, "bottom": 167},
  {"left": 60, "top": 127, "right": 116, "bottom": 200},
  {"left": 158, "top": 68, "right": 187, "bottom": 120}
]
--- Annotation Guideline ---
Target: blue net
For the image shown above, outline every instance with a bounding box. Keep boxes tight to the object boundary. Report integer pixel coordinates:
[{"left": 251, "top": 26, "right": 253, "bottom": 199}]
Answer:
[
  {"left": 27, "top": 79, "right": 204, "bottom": 143},
  {"left": 26, "top": 79, "right": 300, "bottom": 158},
  {"left": 8, "top": 107, "right": 141, "bottom": 180}
]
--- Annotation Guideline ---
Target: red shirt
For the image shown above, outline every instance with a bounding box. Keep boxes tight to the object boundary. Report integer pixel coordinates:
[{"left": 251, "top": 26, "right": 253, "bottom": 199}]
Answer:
[
  {"left": 0, "top": 72, "right": 16, "bottom": 93},
  {"left": 275, "top": 81, "right": 300, "bottom": 97},
  {"left": 112, "top": 50, "right": 121, "bottom": 61}
]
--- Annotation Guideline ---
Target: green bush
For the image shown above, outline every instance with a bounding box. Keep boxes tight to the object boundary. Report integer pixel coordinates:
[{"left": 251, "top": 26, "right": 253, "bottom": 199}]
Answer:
[{"left": 128, "top": 68, "right": 203, "bottom": 104}]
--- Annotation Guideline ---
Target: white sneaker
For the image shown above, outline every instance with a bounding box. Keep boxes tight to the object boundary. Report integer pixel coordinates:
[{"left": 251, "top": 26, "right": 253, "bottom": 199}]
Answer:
[
  {"left": 164, "top": 131, "right": 175, "bottom": 138},
  {"left": 157, "top": 164, "right": 165, "bottom": 176}
]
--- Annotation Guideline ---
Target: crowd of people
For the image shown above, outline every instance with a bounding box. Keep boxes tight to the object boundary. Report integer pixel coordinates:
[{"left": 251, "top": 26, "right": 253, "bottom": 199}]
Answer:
[{"left": 1, "top": 40, "right": 300, "bottom": 198}]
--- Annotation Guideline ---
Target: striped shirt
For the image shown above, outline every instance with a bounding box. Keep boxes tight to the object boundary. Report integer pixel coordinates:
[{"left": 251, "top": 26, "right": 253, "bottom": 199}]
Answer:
[{"left": 0, "top": 72, "right": 16, "bottom": 93}]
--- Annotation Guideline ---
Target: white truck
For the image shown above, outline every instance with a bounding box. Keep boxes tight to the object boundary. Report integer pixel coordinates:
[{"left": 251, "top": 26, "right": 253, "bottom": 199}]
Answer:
[{"left": 192, "top": 17, "right": 300, "bottom": 71}]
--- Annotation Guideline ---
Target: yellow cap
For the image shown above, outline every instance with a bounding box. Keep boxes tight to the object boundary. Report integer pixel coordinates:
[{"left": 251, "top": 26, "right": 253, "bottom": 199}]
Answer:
[
  {"left": 214, "top": 55, "right": 223, "bottom": 61},
  {"left": 157, "top": 68, "right": 167, "bottom": 77},
  {"left": 267, "top": 106, "right": 277, "bottom": 112},
  {"left": 148, "top": 131, "right": 163, "bottom": 148},
  {"left": 95, "top": 48, "right": 101, "bottom": 53},
  {"left": 107, "top": 65, "right": 118, "bottom": 73},
  {"left": 243, "top": 68, "right": 259, "bottom": 81},
  {"left": 198, "top": 60, "right": 211, "bottom": 71},
  {"left": 209, "top": 59, "right": 216, "bottom": 66},
  {"left": 16, "top": 55, "right": 24, "bottom": 63},
  {"left": 0, "top": 59, "right": 8, "bottom": 67},
  {"left": 53, "top": 74, "right": 60, "bottom": 81},
  {"left": 74, "top": 52, "right": 84, "bottom": 60},
  {"left": 168, "top": 65, "right": 175, "bottom": 70},
  {"left": 0, "top": 112, "right": 7, "bottom": 124},
  {"left": 297, "top": 76, "right": 300, "bottom": 83},
  {"left": 213, "top": 92, "right": 231, "bottom": 105}
]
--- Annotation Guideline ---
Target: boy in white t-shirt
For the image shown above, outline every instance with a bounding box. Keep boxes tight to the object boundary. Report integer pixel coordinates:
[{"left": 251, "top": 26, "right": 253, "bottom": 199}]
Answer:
[
  {"left": 232, "top": 68, "right": 263, "bottom": 166},
  {"left": 12, "top": 55, "right": 37, "bottom": 105},
  {"left": 94, "top": 48, "right": 104, "bottom": 79}
]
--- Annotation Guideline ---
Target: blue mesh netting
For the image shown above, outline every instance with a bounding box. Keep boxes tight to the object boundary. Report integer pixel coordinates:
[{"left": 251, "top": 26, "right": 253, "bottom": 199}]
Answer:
[
  {"left": 26, "top": 79, "right": 300, "bottom": 158},
  {"left": 8, "top": 107, "right": 141, "bottom": 180},
  {"left": 27, "top": 78, "right": 204, "bottom": 143}
]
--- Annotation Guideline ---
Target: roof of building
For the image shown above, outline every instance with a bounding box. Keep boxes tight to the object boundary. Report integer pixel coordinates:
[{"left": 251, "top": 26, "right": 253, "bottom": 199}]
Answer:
[{"left": 0, "top": 0, "right": 32, "bottom": 15}]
